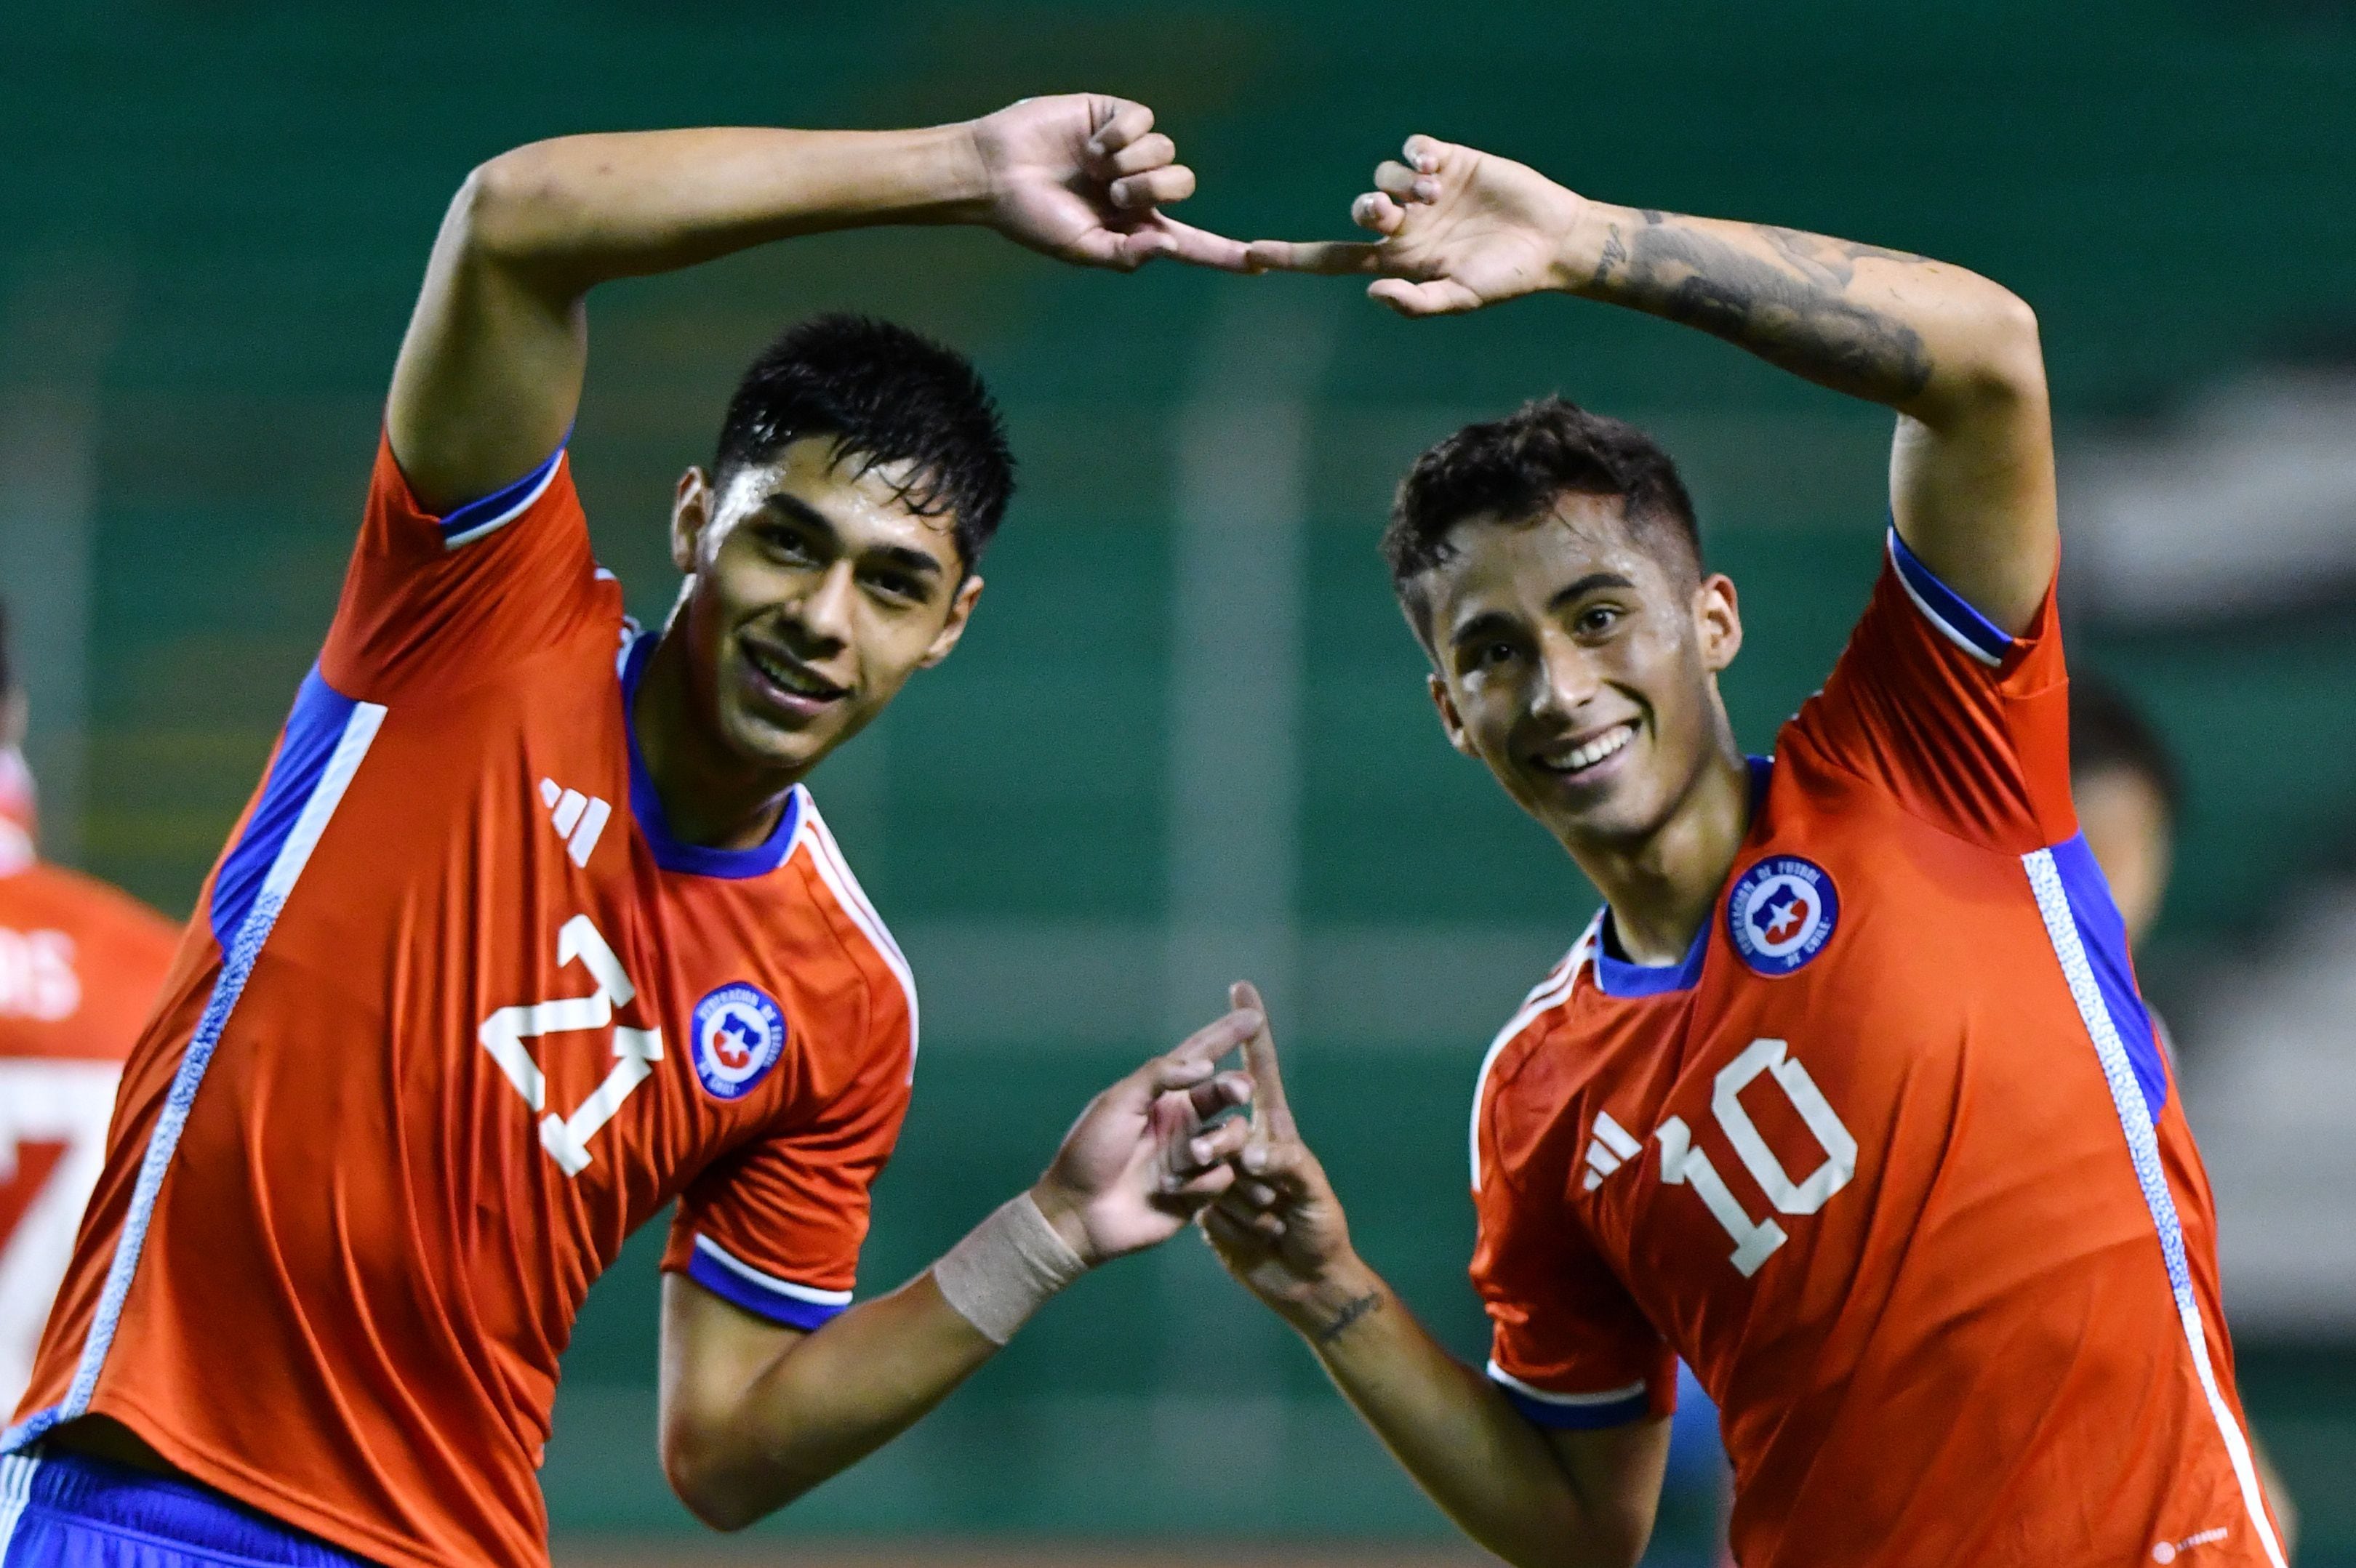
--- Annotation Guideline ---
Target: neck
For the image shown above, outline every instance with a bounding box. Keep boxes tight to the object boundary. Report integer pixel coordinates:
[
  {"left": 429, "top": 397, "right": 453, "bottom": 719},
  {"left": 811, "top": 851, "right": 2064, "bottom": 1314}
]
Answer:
[
  {"left": 631, "top": 631, "right": 798, "bottom": 851},
  {"left": 1566, "top": 742, "right": 1752, "bottom": 967}
]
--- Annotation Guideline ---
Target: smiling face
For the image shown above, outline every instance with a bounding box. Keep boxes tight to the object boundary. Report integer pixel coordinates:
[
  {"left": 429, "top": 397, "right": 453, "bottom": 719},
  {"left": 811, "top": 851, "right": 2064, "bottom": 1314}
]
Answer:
[
  {"left": 1417, "top": 493, "right": 1743, "bottom": 851},
  {"left": 669, "top": 435, "right": 982, "bottom": 780}
]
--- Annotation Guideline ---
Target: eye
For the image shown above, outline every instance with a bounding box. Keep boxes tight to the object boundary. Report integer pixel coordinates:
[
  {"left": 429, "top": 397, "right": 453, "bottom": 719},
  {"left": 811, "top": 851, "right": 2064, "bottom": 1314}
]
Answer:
[
  {"left": 761, "top": 526, "right": 822, "bottom": 566},
  {"left": 864, "top": 570, "right": 929, "bottom": 606},
  {"left": 1574, "top": 604, "right": 1624, "bottom": 638},
  {"left": 1472, "top": 640, "right": 1518, "bottom": 672}
]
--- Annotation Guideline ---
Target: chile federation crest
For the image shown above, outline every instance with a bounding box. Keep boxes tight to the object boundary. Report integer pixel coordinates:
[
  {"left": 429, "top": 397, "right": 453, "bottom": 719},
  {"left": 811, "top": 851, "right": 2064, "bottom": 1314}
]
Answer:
[
  {"left": 1727, "top": 856, "right": 1840, "bottom": 976},
  {"left": 691, "top": 983, "right": 787, "bottom": 1101}
]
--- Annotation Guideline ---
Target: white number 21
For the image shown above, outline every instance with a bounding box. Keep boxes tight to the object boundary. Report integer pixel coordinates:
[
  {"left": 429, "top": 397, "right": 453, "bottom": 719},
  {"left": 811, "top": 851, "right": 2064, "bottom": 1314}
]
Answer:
[
  {"left": 1656, "top": 1037, "right": 1857, "bottom": 1277},
  {"left": 478, "top": 914, "right": 662, "bottom": 1176}
]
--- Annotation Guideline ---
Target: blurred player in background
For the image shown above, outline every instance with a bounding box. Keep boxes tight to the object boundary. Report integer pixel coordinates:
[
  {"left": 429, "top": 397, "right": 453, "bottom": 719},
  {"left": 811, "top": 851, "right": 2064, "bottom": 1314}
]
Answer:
[
  {"left": 1, "top": 96, "right": 1261, "bottom": 1568},
  {"left": 0, "top": 602, "right": 179, "bottom": 1417},
  {"left": 1205, "top": 137, "right": 2289, "bottom": 1567},
  {"left": 2069, "top": 675, "right": 2299, "bottom": 1552},
  {"left": 2070, "top": 676, "right": 2182, "bottom": 954}
]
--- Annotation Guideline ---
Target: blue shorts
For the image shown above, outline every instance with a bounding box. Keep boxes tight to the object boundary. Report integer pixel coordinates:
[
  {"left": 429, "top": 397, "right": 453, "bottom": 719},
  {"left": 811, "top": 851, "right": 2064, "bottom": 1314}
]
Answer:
[{"left": 0, "top": 1451, "right": 374, "bottom": 1567}]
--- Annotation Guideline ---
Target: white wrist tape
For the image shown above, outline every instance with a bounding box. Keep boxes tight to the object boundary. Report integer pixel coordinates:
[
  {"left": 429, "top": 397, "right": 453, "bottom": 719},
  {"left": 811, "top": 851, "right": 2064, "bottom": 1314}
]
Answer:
[{"left": 931, "top": 1191, "right": 1088, "bottom": 1346}]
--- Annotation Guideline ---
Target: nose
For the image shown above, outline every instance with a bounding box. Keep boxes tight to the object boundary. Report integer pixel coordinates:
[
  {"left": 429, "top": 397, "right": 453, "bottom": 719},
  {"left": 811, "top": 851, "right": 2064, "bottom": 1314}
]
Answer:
[
  {"left": 1529, "top": 628, "right": 1603, "bottom": 723},
  {"left": 786, "top": 560, "right": 857, "bottom": 653}
]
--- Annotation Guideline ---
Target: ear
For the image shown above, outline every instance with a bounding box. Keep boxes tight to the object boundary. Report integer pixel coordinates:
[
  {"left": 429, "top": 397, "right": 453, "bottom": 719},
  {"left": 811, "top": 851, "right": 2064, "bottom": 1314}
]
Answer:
[
  {"left": 1695, "top": 571, "right": 1743, "bottom": 675},
  {"left": 670, "top": 467, "right": 714, "bottom": 574},
  {"left": 1427, "top": 672, "right": 1478, "bottom": 760},
  {"left": 917, "top": 575, "right": 986, "bottom": 670}
]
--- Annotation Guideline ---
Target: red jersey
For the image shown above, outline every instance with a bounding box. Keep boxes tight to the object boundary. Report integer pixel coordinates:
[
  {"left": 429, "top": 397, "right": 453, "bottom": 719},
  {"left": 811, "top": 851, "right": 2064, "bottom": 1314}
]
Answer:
[
  {"left": 0, "top": 776, "right": 179, "bottom": 1415},
  {"left": 1470, "top": 531, "right": 2285, "bottom": 1568},
  {"left": 7, "top": 438, "right": 918, "bottom": 1568}
]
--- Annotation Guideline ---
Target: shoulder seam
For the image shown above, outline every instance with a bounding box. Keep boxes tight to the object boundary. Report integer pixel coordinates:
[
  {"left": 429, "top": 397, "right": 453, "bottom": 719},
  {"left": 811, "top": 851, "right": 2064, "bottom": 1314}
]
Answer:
[
  {"left": 796, "top": 796, "right": 919, "bottom": 1082},
  {"left": 1469, "top": 917, "right": 1600, "bottom": 1193}
]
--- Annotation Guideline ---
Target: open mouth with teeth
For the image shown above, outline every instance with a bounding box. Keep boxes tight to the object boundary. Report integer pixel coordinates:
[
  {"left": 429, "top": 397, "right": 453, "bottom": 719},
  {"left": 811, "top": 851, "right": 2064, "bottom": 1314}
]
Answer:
[
  {"left": 742, "top": 639, "right": 849, "bottom": 712},
  {"left": 1531, "top": 720, "right": 1638, "bottom": 780}
]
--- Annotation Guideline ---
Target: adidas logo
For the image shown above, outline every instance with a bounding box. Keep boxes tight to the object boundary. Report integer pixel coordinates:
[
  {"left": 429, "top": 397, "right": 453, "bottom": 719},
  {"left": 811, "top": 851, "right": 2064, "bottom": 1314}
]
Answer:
[
  {"left": 539, "top": 778, "right": 612, "bottom": 869},
  {"left": 1581, "top": 1111, "right": 1643, "bottom": 1192}
]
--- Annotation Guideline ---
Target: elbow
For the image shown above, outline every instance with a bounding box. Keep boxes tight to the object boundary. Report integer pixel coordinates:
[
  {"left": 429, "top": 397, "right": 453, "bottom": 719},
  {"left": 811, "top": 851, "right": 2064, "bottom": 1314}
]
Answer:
[
  {"left": 444, "top": 145, "right": 566, "bottom": 269},
  {"left": 1944, "top": 283, "right": 2048, "bottom": 413},
  {"left": 660, "top": 1422, "right": 788, "bottom": 1535}
]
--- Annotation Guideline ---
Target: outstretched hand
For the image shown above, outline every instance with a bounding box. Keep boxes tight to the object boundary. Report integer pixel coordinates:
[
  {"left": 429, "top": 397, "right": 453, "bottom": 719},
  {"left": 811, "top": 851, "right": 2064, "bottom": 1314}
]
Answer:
[
  {"left": 1196, "top": 982, "right": 1369, "bottom": 1338},
  {"left": 1244, "top": 135, "right": 1586, "bottom": 316},
  {"left": 968, "top": 95, "right": 1249, "bottom": 273},
  {"left": 1030, "top": 1005, "right": 1259, "bottom": 1266}
]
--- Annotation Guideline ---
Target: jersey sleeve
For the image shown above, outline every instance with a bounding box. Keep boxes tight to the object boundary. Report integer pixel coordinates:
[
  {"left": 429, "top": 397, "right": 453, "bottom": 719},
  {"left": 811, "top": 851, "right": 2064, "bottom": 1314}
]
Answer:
[
  {"left": 1472, "top": 1041, "right": 1675, "bottom": 1430},
  {"left": 1786, "top": 526, "right": 2074, "bottom": 852},
  {"left": 660, "top": 1005, "right": 914, "bottom": 1332},
  {"left": 317, "top": 431, "right": 604, "bottom": 702}
]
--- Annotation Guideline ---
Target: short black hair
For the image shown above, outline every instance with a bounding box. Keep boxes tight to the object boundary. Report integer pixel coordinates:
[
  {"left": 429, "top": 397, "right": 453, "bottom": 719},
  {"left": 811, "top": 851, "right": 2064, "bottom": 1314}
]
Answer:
[
  {"left": 2070, "top": 675, "right": 2181, "bottom": 819},
  {"left": 713, "top": 314, "right": 1016, "bottom": 573},
  {"left": 1384, "top": 395, "right": 1700, "bottom": 642}
]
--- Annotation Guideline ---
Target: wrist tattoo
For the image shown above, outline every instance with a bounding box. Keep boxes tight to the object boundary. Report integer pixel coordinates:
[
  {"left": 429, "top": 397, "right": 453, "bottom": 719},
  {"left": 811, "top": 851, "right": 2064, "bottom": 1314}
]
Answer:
[{"left": 1314, "top": 1290, "right": 1385, "bottom": 1346}]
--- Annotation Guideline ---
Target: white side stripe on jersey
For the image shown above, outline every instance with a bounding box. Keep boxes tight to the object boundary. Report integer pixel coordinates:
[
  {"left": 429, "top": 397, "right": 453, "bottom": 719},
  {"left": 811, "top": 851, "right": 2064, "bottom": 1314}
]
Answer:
[
  {"left": 798, "top": 795, "right": 920, "bottom": 1081},
  {"left": 1470, "top": 913, "right": 1601, "bottom": 1192},
  {"left": 2, "top": 685, "right": 385, "bottom": 1455},
  {"left": 2024, "top": 848, "right": 2287, "bottom": 1568}
]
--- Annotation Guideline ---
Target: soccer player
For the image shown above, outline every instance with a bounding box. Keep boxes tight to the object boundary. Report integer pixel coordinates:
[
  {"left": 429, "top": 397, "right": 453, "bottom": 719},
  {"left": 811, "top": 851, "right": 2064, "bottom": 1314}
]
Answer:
[
  {"left": 0, "top": 603, "right": 180, "bottom": 1416},
  {"left": 1, "top": 96, "right": 1262, "bottom": 1567},
  {"left": 1201, "top": 138, "right": 2290, "bottom": 1567}
]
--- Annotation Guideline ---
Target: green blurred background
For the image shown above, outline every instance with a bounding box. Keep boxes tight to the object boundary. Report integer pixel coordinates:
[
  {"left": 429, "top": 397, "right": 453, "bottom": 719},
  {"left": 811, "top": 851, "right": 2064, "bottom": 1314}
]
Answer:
[{"left": 5, "top": 0, "right": 2353, "bottom": 1560}]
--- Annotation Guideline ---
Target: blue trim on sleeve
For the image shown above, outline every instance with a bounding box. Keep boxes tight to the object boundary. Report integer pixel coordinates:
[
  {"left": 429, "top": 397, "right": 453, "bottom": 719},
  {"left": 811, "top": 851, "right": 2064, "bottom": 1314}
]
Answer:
[
  {"left": 1491, "top": 1378, "right": 1653, "bottom": 1431},
  {"left": 2050, "top": 833, "right": 2168, "bottom": 1122},
  {"left": 684, "top": 1247, "right": 849, "bottom": 1332},
  {"left": 620, "top": 632, "right": 802, "bottom": 879},
  {"left": 1888, "top": 526, "right": 2014, "bottom": 664},
  {"left": 209, "top": 666, "right": 360, "bottom": 949},
  {"left": 436, "top": 443, "right": 566, "bottom": 548}
]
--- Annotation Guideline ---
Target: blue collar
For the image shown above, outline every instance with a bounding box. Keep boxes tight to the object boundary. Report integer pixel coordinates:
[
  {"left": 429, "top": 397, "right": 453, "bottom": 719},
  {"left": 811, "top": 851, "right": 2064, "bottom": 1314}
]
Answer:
[
  {"left": 620, "top": 631, "right": 802, "bottom": 880},
  {"left": 1590, "top": 755, "right": 1771, "bottom": 1000}
]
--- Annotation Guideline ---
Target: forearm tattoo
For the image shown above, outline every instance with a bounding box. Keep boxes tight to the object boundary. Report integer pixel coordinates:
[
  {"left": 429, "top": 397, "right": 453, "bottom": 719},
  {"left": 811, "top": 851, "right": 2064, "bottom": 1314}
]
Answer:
[
  {"left": 1589, "top": 211, "right": 1934, "bottom": 402},
  {"left": 1314, "top": 1290, "right": 1385, "bottom": 1346}
]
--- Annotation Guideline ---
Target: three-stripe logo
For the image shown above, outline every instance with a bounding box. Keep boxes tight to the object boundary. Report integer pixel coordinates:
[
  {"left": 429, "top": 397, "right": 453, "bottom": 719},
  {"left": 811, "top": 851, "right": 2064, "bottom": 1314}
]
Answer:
[
  {"left": 540, "top": 778, "right": 612, "bottom": 869},
  {"left": 1581, "top": 1111, "right": 1643, "bottom": 1191}
]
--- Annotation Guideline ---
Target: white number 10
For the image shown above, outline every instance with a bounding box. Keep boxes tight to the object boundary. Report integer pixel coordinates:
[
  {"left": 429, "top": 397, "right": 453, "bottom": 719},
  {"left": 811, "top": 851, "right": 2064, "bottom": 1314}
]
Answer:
[{"left": 1656, "top": 1037, "right": 1857, "bottom": 1277}]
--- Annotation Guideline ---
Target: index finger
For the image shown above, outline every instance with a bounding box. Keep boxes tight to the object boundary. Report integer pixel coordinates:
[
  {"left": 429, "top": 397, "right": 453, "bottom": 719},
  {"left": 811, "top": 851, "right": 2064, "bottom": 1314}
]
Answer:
[
  {"left": 1244, "top": 238, "right": 1386, "bottom": 276},
  {"left": 1228, "top": 981, "right": 1294, "bottom": 1143},
  {"left": 1089, "top": 97, "right": 1155, "bottom": 157}
]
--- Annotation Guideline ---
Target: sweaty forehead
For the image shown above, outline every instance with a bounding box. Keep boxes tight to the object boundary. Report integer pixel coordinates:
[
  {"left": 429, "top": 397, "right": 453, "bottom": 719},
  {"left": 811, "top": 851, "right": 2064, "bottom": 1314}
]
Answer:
[{"left": 717, "top": 437, "right": 960, "bottom": 563}]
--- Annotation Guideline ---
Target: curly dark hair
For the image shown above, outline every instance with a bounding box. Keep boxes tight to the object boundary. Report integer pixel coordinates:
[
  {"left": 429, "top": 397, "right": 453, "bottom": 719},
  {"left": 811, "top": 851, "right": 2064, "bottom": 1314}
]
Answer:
[
  {"left": 713, "top": 314, "right": 1016, "bottom": 574},
  {"left": 1384, "top": 396, "right": 1701, "bottom": 643}
]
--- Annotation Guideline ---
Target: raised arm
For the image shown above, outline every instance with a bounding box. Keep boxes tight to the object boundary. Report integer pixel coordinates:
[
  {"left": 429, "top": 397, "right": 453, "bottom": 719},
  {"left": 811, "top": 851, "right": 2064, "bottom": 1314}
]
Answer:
[
  {"left": 1249, "top": 137, "right": 2055, "bottom": 632},
  {"left": 387, "top": 95, "right": 1246, "bottom": 511}
]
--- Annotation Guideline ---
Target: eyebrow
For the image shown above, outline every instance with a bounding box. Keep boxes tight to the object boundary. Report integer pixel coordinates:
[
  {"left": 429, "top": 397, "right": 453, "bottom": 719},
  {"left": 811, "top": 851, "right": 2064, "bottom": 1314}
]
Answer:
[
  {"left": 1447, "top": 572, "right": 1638, "bottom": 650},
  {"left": 1547, "top": 571, "right": 1637, "bottom": 612},
  {"left": 756, "top": 493, "right": 947, "bottom": 582}
]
